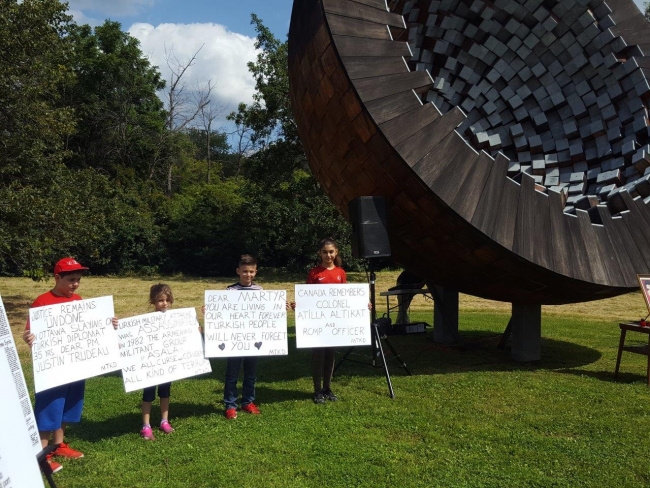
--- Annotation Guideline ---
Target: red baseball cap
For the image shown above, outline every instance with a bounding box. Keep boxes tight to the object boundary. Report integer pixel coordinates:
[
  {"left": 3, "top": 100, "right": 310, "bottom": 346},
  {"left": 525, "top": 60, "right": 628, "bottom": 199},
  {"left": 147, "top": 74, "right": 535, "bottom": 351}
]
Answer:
[{"left": 53, "top": 257, "right": 89, "bottom": 275}]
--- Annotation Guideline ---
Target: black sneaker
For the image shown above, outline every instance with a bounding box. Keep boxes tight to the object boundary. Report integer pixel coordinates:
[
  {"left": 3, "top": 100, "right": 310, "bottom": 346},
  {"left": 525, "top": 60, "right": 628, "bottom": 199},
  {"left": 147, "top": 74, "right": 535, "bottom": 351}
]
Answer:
[
  {"left": 313, "top": 390, "right": 326, "bottom": 404},
  {"left": 322, "top": 389, "right": 338, "bottom": 401}
]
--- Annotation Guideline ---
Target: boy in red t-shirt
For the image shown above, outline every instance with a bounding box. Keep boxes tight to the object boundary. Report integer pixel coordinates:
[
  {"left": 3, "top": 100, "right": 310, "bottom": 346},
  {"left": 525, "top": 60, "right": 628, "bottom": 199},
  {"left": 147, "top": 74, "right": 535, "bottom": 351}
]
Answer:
[{"left": 23, "top": 257, "right": 90, "bottom": 474}]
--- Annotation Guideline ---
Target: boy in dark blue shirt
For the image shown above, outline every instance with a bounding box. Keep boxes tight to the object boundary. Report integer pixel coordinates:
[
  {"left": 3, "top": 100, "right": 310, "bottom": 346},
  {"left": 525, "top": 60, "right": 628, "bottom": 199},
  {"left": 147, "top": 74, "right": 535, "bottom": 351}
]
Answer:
[{"left": 223, "top": 254, "right": 263, "bottom": 419}]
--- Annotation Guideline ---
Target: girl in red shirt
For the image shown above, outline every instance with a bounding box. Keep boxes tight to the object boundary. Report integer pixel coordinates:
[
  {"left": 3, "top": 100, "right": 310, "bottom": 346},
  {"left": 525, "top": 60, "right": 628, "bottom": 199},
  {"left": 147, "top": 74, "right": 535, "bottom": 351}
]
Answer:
[{"left": 307, "top": 237, "right": 346, "bottom": 403}]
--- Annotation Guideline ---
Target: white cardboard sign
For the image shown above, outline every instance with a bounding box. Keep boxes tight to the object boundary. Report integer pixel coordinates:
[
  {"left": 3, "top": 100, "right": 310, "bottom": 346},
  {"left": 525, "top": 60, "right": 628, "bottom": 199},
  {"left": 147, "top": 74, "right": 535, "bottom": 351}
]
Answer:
[
  {"left": 29, "top": 296, "right": 121, "bottom": 393},
  {"left": 204, "top": 290, "right": 288, "bottom": 357},
  {"left": 0, "top": 296, "right": 41, "bottom": 455},
  {"left": 0, "top": 348, "right": 45, "bottom": 488},
  {"left": 294, "top": 284, "right": 371, "bottom": 348},
  {"left": 117, "top": 308, "right": 211, "bottom": 392}
]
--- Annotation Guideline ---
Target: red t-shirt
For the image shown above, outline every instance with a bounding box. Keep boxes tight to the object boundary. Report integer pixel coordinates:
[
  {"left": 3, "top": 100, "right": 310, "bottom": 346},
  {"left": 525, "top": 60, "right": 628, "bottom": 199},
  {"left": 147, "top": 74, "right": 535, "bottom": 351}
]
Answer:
[
  {"left": 26, "top": 291, "right": 82, "bottom": 330},
  {"left": 307, "top": 265, "right": 347, "bottom": 285}
]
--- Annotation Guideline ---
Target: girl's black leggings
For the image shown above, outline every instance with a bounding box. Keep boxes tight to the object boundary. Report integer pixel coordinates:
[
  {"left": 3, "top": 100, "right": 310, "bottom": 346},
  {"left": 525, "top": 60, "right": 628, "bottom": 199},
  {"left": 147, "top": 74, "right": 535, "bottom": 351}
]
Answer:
[{"left": 312, "top": 347, "right": 335, "bottom": 392}]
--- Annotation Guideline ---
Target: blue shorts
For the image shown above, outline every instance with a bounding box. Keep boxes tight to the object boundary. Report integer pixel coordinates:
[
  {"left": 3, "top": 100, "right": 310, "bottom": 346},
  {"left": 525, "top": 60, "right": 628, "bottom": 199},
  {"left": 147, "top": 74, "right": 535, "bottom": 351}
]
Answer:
[{"left": 35, "top": 380, "right": 85, "bottom": 431}]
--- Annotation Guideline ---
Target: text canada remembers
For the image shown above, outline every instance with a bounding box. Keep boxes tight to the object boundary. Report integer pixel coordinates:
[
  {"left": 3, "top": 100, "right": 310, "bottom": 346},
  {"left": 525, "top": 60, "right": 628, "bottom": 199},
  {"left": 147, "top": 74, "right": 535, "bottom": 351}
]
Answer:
[
  {"left": 0, "top": 295, "right": 40, "bottom": 455},
  {"left": 204, "top": 290, "right": 288, "bottom": 357},
  {"left": 117, "top": 308, "right": 211, "bottom": 392},
  {"left": 294, "top": 284, "right": 371, "bottom": 348},
  {"left": 29, "top": 296, "right": 121, "bottom": 393}
]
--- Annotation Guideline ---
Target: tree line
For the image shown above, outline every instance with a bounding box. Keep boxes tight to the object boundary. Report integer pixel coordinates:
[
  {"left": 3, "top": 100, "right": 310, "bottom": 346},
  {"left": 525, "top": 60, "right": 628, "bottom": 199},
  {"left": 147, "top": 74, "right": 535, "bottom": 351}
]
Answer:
[{"left": 0, "top": 1, "right": 356, "bottom": 278}]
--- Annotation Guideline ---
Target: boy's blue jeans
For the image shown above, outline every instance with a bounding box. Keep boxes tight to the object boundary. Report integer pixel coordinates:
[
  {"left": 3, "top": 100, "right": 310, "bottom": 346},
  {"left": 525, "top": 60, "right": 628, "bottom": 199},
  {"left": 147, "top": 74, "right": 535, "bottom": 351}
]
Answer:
[{"left": 223, "top": 356, "right": 258, "bottom": 409}]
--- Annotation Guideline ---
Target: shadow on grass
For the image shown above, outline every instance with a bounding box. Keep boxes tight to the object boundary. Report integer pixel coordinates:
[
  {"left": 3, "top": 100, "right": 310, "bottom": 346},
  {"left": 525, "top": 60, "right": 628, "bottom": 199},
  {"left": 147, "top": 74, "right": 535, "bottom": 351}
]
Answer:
[
  {"left": 327, "top": 329, "right": 602, "bottom": 378},
  {"left": 554, "top": 367, "right": 649, "bottom": 385},
  {"left": 71, "top": 401, "right": 219, "bottom": 442}
]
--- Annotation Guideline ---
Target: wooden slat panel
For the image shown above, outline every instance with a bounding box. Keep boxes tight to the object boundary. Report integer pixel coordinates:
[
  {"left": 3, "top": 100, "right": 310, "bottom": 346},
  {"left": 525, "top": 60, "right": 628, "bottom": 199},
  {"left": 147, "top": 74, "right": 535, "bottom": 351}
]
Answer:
[
  {"left": 324, "top": 0, "right": 404, "bottom": 28},
  {"left": 355, "top": 71, "right": 431, "bottom": 102},
  {"left": 351, "top": 0, "right": 388, "bottom": 10},
  {"left": 491, "top": 177, "right": 520, "bottom": 250},
  {"left": 610, "top": 16, "right": 650, "bottom": 46},
  {"left": 379, "top": 102, "right": 439, "bottom": 146},
  {"left": 395, "top": 107, "right": 464, "bottom": 166},
  {"left": 590, "top": 221, "right": 626, "bottom": 287},
  {"left": 328, "top": 14, "right": 392, "bottom": 40},
  {"left": 431, "top": 141, "right": 481, "bottom": 206},
  {"left": 365, "top": 89, "right": 422, "bottom": 125},
  {"left": 342, "top": 56, "right": 408, "bottom": 79},
  {"left": 563, "top": 213, "right": 594, "bottom": 283},
  {"left": 548, "top": 190, "right": 574, "bottom": 278},
  {"left": 451, "top": 152, "right": 495, "bottom": 223},
  {"left": 607, "top": 0, "right": 644, "bottom": 25},
  {"left": 576, "top": 210, "right": 609, "bottom": 285},
  {"left": 619, "top": 191, "right": 650, "bottom": 244},
  {"left": 333, "top": 35, "right": 411, "bottom": 57},
  {"left": 404, "top": 113, "right": 467, "bottom": 173},
  {"left": 412, "top": 130, "right": 458, "bottom": 187},
  {"left": 513, "top": 175, "right": 553, "bottom": 269},
  {"left": 471, "top": 154, "right": 508, "bottom": 237},
  {"left": 606, "top": 209, "right": 650, "bottom": 275},
  {"left": 597, "top": 206, "right": 647, "bottom": 285}
]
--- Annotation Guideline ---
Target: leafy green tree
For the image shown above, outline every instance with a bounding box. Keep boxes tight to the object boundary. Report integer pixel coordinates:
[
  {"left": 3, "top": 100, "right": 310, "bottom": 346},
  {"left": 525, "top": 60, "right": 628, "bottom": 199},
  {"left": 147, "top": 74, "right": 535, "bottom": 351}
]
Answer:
[
  {"left": 232, "top": 14, "right": 296, "bottom": 147},
  {"left": 163, "top": 179, "right": 247, "bottom": 275},
  {"left": 186, "top": 128, "right": 230, "bottom": 182},
  {"left": 645, "top": 2, "right": 650, "bottom": 21},
  {"left": 229, "top": 15, "right": 356, "bottom": 271},
  {"left": 0, "top": 4, "right": 167, "bottom": 277},
  {"left": 0, "top": 0, "right": 75, "bottom": 185},
  {"left": 64, "top": 21, "right": 167, "bottom": 180}
]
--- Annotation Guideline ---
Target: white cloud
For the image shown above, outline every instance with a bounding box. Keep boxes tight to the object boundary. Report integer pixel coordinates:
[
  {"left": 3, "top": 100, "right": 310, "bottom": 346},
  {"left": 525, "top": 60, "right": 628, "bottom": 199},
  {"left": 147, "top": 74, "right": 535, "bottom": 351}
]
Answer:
[
  {"left": 66, "top": 0, "right": 155, "bottom": 18},
  {"left": 128, "top": 22, "right": 259, "bottom": 131},
  {"left": 66, "top": 8, "right": 102, "bottom": 26}
]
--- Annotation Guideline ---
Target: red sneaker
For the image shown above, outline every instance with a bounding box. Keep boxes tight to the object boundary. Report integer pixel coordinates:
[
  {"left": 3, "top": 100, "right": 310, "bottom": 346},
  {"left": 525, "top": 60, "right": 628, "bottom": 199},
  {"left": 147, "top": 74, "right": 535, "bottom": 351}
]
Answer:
[
  {"left": 241, "top": 403, "right": 261, "bottom": 415},
  {"left": 225, "top": 407, "right": 237, "bottom": 420},
  {"left": 52, "top": 442, "right": 84, "bottom": 458},
  {"left": 46, "top": 454, "right": 63, "bottom": 473}
]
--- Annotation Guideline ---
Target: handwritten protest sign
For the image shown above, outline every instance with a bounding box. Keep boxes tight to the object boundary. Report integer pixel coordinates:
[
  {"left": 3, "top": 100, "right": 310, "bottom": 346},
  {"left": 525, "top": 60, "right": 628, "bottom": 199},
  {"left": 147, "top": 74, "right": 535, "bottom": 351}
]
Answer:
[
  {"left": 0, "top": 296, "right": 40, "bottom": 455},
  {"left": 117, "top": 308, "right": 211, "bottom": 392},
  {"left": 29, "top": 296, "right": 121, "bottom": 393},
  {"left": 0, "top": 349, "right": 45, "bottom": 488},
  {"left": 204, "top": 290, "right": 288, "bottom": 357},
  {"left": 294, "top": 284, "right": 371, "bottom": 348}
]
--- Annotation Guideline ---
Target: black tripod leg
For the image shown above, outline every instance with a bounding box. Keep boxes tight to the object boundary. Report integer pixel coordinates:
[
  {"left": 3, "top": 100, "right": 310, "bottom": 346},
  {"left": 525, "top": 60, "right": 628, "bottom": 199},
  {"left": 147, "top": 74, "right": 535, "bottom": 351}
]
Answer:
[
  {"left": 38, "top": 458, "right": 58, "bottom": 488},
  {"left": 333, "top": 347, "right": 354, "bottom": 374},
  {"left": 373, "top": 324, "right": 395, "bottom": 399},
  {"left": 382, "top": 336, "right": 412, "bottom": 376}
]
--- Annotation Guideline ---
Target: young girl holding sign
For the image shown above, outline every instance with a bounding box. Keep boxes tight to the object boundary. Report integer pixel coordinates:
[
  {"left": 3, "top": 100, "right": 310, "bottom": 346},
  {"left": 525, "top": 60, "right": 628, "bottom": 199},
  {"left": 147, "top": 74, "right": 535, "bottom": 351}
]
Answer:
[
  {"left": 139, "top": 284, "right": 175, "bottom": 440},
  {"left": 306, "top": 237, "right": 347, "bottom": 404}
]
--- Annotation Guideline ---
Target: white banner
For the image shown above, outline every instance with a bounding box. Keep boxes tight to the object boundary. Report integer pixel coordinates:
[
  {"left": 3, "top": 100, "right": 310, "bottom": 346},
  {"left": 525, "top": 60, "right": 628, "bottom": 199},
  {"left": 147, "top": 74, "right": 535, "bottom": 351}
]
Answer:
[
  {"left": 117, "top": 308, "right": 211, "bottom": 392},
  {"left": 29, "top": 296, "right": 121, "bottom": 393},
  {"left": 204, "top": 290, "right": 288, "bottom": 357},
  {"left": 294, "top": 284, "right": 371, "bottom": 348},
  {"left": 0, "top": 348, "right": 45, "bottom": 488},
  {"left": 0, "top": 296, "right": 40, "bottom": 455}
]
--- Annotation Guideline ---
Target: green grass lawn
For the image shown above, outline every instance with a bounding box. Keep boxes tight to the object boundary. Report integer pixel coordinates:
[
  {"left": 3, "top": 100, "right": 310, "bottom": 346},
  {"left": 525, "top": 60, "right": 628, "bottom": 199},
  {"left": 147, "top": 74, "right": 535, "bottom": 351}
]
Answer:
[
  {"left": 5, "top": 276, "right": 650, "bottom": 487},
  {"left": 25, "top": 313, "right": 650, "bottom": 487}
]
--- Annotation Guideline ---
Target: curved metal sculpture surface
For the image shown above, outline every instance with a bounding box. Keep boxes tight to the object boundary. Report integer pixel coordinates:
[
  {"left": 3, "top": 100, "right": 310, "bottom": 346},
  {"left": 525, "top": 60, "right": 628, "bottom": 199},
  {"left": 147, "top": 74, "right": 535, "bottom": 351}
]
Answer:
[{"left": 288, "top": 0, "right": 650, "bottom": 304}]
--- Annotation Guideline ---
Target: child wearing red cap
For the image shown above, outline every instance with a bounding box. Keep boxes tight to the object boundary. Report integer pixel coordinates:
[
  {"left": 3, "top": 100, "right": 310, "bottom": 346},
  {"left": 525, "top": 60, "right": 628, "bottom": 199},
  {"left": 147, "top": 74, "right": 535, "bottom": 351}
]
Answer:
[{"left": 23, "top": 257, "right": 94, "bottom": 474}]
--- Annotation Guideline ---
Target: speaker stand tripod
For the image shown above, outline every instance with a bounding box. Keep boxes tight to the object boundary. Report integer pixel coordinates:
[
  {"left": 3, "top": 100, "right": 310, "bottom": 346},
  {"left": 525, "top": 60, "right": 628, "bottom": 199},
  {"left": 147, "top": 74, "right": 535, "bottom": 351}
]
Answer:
[{"left": 333, "top": 260, "right": 411, "bottom": 398}]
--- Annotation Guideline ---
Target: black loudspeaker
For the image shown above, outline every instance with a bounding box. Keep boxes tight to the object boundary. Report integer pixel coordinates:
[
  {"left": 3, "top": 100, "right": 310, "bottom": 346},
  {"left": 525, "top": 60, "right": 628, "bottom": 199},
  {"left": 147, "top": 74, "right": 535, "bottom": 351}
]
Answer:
[{"left": 349, "top": 196, "right": 391, "bottom": 258}]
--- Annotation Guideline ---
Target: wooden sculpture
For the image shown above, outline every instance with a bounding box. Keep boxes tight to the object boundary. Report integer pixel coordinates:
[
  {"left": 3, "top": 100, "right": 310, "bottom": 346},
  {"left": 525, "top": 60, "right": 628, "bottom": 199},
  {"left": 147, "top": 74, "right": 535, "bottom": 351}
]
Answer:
[{"left": 288, "top": 0, "right": 650, "bottom": 306}]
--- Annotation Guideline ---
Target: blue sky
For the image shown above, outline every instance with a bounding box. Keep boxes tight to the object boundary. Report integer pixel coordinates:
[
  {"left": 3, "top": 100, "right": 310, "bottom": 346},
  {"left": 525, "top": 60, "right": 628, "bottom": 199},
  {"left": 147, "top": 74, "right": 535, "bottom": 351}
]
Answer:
[
  {"left": 67, "top": 0, "right": 294, "bottom": 39},
  {"left": 65, "top": 1, "right": 294, "bottom": 142},
  {"left": 65, "top": 0, "right": 648, "bottom": 142}
]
